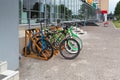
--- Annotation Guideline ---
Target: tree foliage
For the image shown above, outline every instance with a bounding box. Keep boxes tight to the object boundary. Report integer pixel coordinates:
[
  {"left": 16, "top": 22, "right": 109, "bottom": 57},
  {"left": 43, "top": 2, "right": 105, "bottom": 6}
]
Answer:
[
  {"left": 79, "top": 3, "right": 95, "bottom": 20},
  {"left": 58, "top": 4, "right": 72, "bottom": 20},
  {"left": 114, "top": 1, "right": 120, "bottom": 20},
  {"left": 31, "top": 2, "right": 39, "bottom": 18},
  {"left": 30, "top": 2, "right": 72, "bottom": 20}
]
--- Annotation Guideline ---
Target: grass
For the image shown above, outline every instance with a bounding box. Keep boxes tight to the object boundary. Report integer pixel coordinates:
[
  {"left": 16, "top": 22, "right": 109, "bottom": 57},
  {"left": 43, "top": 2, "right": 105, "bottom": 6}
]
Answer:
[{"left": 112, "top": 20, "right": 120, "bottom": 28}]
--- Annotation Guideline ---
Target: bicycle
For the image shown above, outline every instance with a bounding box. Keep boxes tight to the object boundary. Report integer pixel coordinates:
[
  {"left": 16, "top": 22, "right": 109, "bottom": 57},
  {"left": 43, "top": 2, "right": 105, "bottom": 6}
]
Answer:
[
  {"left": 64, "top": 22, "right": 83, "bottom": 49},
  {"left": 68, "top": 25, "right": 83, "bottom": 50}
]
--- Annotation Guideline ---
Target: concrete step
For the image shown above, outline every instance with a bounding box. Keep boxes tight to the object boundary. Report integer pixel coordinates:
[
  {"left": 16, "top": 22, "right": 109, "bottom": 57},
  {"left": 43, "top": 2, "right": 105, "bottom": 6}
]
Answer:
[
  {"left": 1, "top": 70, "right": 19, "bottom": 80},
  {"left": 0, "top": 74, "right": 7, "bottom": 80},
  {"left": 0, "top": 61, "right": 19, "bottom": 80},
  {"left": 0, "top": 61, "right": 7, "bottom": 74}
]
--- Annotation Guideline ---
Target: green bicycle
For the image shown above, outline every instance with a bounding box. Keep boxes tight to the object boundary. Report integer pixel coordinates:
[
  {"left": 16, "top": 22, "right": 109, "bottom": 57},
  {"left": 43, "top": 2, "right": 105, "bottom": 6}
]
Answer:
[
  {"left": 67, "top": 26, "right": 83, "bottom": 50},
  {"left": 46, "top": 26, "right": 81, "bottom": 59}
]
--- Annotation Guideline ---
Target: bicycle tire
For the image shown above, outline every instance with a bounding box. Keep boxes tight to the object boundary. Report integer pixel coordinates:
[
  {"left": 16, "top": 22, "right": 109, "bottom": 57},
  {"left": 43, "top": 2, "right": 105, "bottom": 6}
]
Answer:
[
  {"left": 31, "top": 42, "right": 37, "bottom": 53},
  {"left": 73, "top": 36, "right": 83, "bottom": 49},
  {"left": 30, "top": 37, "right": 40, "bottom": 54},
  {"left": 23, "top": 47, "right": 30, "bottom": 55},
  {"left": 67, "top": 35, "right": 83, "bottom": 50},
  {"left": 36, "top": 39, "right": 53, "bottom": 60},
  {"left": 59, "top": 38, "right": 80, "bottom": 60}
]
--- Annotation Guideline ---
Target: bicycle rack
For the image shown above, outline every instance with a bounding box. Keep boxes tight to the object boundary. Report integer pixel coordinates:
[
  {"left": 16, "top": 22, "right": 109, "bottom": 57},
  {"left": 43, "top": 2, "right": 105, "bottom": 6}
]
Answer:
[
  {"left": 23, "top": 26, "right": 66, "bottom": 60},
  {"left": 23, "top": 28, "right": 48, "bottom": 60}
]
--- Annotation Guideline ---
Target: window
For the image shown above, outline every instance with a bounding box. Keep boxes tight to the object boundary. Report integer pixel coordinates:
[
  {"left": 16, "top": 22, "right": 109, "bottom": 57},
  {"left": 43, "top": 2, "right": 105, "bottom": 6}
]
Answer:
[
  {"left": 23, "top": 0, "right": 29, "bottom": 10},
  {"left": 20, "top": 0, "right": 96, "bottom": 24},
  {"left": 30, "top": 0, "right": 39, "bottom": 11}
]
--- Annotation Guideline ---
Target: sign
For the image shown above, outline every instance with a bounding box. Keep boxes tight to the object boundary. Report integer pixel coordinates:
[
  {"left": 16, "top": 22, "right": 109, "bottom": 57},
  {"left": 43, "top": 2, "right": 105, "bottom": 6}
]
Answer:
[
  {"left": 92, "top": 3, "right": 97, "bottom": 9},
  {"left": 87, "top": 0, "right": 93, "bottom": 5},
  {"left": 101, "top": 10, "right": 108, "bottom": 14}
]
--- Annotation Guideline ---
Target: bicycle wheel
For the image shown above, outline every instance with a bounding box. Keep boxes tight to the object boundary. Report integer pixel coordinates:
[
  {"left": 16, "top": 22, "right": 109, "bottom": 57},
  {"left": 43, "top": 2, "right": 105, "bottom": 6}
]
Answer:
[
  {"left": 23, "top": 47, "right": 30, "bottom": 55},
  {"left": 30, "top": 35, "right": 42, "bottom": 54},
  {"left": 30, "top": 38, "right": 40, "bottom": 54},
  {"left": 73, "top": 36, "right": 83, "bottom": 50},
  {"left": 59, "top": 38, "right": 80, "bottom": 60},
  {"left": 66, "top": 40, "right": 78, "bottom": 52},
  {"left": 67, "top": 36, "right": 83, "bottom": 50},
  {"left": 36, "top": 39, "right": 53, "bottom": 60},
  {"left": 31, "top": 42, "right": 37, "bottom": 53}
]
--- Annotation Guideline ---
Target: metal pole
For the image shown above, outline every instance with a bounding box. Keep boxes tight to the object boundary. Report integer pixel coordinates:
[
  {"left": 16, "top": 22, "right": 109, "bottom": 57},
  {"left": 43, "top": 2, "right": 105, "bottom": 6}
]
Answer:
[
  {"left": 75, "top": 0, "right": 78, "bottom": 33},
  {"left": 45, "top": 0, "right": 47, "bottom": 27},
  {"left": 84, "top": 3, "right": 86, "bottom": 27},
  {"left": 28, "top": 0, "right": 31, "bottom": 29},
  {"left": 64, "top": 0, "right": 66, "bottom": 20},
  {"left": 50, "top": 0, "right": 52, "bottom": 23}
]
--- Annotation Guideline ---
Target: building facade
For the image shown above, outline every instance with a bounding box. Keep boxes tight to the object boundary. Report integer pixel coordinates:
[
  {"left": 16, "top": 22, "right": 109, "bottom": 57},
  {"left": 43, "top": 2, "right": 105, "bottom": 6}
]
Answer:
[
  {"left": 87, "top": 0, "right": 109, "bottom": 22},
  {"left": 0, "top": 0, "right": 19, "bottom": 70},
  {"left": 98, "top": 0, "right": 109, "bottom": 12},
  {"left": 98, "top": 0, "right": 109, "bottom": 21},
  {"left": 19, "top": 0, "right": 97, "bottom": 24}
]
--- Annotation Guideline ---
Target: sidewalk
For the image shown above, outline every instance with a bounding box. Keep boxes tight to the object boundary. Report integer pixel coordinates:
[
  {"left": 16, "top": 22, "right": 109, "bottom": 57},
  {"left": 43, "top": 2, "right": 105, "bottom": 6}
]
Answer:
[{"left": 19, "top": 21, "right": 120, "bottom": 80}]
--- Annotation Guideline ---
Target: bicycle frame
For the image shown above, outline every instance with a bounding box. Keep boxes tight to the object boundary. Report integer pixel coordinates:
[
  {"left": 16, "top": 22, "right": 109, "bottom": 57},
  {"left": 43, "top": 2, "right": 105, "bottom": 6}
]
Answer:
[{"left": 47, "top": 28, "right": 65, "bottom": 44}]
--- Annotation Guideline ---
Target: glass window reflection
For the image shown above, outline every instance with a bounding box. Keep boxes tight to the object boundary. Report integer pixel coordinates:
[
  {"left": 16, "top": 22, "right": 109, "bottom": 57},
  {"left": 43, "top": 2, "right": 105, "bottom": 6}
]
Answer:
[
  {"left": 20, "top": 0, "right": 97, "bottom": 24},
  {"left": 23, "top": 0, "right": 29, "bottom": 10},
  {"left": 30, "top": 0, "right": 39, "bottom": 11}
]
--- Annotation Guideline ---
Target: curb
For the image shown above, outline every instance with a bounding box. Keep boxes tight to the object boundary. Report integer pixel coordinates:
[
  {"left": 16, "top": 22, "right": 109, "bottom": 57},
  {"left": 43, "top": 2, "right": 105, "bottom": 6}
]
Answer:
[{"left": 111, "top": 21, "right": 120, "bottom": 30}]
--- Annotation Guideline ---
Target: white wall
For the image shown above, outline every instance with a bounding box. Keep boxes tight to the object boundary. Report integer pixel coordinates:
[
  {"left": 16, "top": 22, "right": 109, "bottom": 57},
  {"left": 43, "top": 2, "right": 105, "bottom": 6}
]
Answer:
[{"left": 0, "top": 0, "right": 19, "bottom": 70}]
